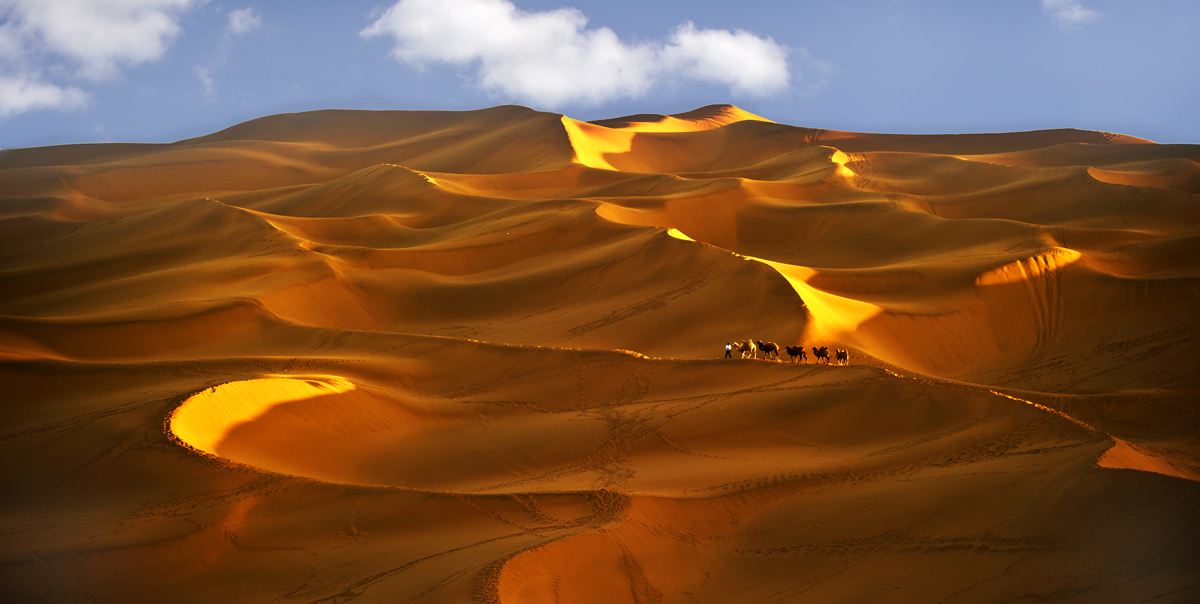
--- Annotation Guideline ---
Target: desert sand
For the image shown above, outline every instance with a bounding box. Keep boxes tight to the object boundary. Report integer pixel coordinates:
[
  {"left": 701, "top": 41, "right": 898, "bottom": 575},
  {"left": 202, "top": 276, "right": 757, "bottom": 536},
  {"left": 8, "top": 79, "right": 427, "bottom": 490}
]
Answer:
[{"left": 1, "top": 104, "right": 1198, "bottom": 602}]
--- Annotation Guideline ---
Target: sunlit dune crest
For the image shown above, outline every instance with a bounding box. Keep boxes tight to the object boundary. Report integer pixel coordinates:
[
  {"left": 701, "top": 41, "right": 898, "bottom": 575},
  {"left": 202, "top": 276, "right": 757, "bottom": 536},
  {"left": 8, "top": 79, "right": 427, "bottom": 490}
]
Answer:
[
  {"left": 666, "top": 227, "right": 882, "bottom": 342},
  {"left": 170, "top": 375, "right": 356, "bottom": 454},
  {"left": 561, "top": 116, "right": 634, "bottom": 170},
  {"left": 1098, "top": 438, "right": 1200, "bottom": 481},
  {"left": 763, "top": 261, "right": 883, "bottom": 342},
  {"left": 665, "top": 227, "right": 694, "bottom": 241},
  {"left": 3, "top": 103, "right": 1199, "bottom": 602},
  {"left": 562, "top": 104, "right": 773, "bottom": 170},
  {"left": 830, "top": 148, "right": 857, "bottom": 178},
  {"left": 975, "top": 247, "right": 1083, "bottom": 285},
  {"left": 592, "top": 104, "right": 773, "bottom": 132}
]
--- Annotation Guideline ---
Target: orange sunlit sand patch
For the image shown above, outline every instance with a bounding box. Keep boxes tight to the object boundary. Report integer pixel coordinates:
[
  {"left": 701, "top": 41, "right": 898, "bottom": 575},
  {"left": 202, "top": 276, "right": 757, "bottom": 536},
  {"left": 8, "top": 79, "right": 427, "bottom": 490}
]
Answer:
[
  {"left": 667, "top": 227, "right": 882, "bottom": 341},
  {"left": 170, "top": 375, "right": 356, "bottom": 454},
  {"left": 976, "top": 248, "right": 1083, "bottom": 285},
  {"left": 562, "top": 105, "right": 772, "bottom": 171}
]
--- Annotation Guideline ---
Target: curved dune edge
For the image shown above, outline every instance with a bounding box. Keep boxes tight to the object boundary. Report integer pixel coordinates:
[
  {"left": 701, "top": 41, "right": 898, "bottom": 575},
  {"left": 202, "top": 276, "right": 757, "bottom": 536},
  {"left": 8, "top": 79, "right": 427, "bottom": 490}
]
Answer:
[
  {"left": 561, "top": 106, "right": 772, "bottom": 171},
  {"left": 1086, "top": 161, "right": 1200, "bottom": 192},
  {"left": 976, "top": 248, "right": 1082, "bottom": 285},
  {"left": 663, "top": 226, "right": 880, "bottom": 344},
  {"left": 830, "top": 149, "right": 857, "bottom": 179},
  {"left": 561, "top": 117, "right": 637, "bottom": 171},
  {"left": 987, "top": 389, "right": 1196, "bottom": 482},
  {"left": 878, "top": 368, "right": 1198, "bottom": 483},
  {"left": 593, "top": 104, "right": 773, "bottom": 132},
  {"left": 1097, "top": 439, "right": 1198, "bottom": 480},
  {"left": 167, "top": 372, "right": 614, "bottom": 493},
  {"left": 170, "top": 375, "right": 356, "bottom": 455},
  {"left": 170, "top": 367, "right": 1197, "bottom": 489}
]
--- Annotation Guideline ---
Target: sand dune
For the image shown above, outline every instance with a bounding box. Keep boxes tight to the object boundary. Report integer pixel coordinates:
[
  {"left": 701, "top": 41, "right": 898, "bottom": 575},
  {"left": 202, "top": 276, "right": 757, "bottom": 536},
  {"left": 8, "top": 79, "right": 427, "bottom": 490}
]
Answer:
[{"left": 1, "top": 104, "right": 1198, "bottom": 602}]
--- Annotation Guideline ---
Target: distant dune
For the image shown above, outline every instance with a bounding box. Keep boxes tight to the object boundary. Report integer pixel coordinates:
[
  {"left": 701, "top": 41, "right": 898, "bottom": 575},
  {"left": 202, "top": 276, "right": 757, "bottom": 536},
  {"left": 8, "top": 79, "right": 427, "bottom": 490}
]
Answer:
[{"left": 1, "top": 105, "right": 1198, "bottom": 603}]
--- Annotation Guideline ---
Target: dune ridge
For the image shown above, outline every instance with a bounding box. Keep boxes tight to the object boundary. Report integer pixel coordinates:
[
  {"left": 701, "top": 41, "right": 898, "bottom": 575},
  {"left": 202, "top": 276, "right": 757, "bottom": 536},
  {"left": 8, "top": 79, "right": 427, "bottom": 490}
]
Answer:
[{"left": 2, "top": 104, "right": 1198, "bottom": 602}]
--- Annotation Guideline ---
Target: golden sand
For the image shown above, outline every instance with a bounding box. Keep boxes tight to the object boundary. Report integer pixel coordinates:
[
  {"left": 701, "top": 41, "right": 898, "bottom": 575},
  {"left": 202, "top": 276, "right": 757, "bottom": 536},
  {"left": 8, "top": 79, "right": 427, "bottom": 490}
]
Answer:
[{"left": 2, "top": 104, "right": 1198, "bottom": 602}]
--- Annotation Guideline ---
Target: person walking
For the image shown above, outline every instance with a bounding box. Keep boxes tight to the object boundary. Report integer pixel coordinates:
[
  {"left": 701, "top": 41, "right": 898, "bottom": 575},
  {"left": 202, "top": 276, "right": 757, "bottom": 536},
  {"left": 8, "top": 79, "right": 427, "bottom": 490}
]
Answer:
[{"left": 724, "top": 342, "right": 733, "bottom": 359}]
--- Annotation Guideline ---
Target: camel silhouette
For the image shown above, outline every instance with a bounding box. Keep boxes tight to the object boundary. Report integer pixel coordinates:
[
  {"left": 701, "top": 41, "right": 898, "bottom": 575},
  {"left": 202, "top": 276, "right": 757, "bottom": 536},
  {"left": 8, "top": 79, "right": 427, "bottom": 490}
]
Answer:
[
  {"left": 733, "top": 340, "right": 756, "bottom": 359},
  {"left": 785, "top": 345, "right": 807, "bottom": 364},
  {"left": 812, "top": 346, "right": 830, "bottom": 364},
  {"left": 835, "top": 349, "right": 849, "bottom": 366},
  {"left": 756, "top": 340, "right": 780, "bottom": 361}
]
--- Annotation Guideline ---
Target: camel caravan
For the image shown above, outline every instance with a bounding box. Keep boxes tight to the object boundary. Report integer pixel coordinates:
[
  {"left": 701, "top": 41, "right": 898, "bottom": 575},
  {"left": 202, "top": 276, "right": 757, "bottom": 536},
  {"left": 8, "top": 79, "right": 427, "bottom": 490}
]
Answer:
[{"left": 725, "top": 340, "right": 849, "bottom": 365}]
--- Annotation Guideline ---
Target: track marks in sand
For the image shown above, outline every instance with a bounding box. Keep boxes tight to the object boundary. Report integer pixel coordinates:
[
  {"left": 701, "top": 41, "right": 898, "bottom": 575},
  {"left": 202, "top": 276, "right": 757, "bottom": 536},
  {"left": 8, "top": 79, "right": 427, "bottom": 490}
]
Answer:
[
  {"left": 988, "top": 388, "right": 1197, "bottom": 481},
  {"left": 733, "top": 530, "right": 1061, "bottom": 558},
  {"left": 880, "top": 365, "right": 1197, "bottom": 483}
]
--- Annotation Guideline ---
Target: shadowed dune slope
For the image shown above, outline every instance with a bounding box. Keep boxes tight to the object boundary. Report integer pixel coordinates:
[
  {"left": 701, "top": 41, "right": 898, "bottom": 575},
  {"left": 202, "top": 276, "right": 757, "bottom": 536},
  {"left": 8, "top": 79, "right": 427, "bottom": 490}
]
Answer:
[{"left": 2, "top": 105, "right": 1198, "bottom": 603}]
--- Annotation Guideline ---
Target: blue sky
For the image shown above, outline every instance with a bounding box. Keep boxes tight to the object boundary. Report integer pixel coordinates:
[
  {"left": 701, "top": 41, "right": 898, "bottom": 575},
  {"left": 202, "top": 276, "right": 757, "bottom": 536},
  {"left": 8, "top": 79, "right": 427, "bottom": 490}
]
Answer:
[{"left": 1, "top": 0, "right": 1197, "bottom": 149}]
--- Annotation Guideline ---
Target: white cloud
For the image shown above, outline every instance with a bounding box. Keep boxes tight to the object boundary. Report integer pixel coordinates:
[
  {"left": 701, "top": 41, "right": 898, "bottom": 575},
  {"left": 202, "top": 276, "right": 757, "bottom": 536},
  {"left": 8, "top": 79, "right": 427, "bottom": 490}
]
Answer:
[
  {"left": 0, "top": 73, "right": 87, "bottom": 118},
  {"left": 0, "top": 22, "right": 22, "bottom": 62},
  {"left": 227, "top": 7, "right": 261, "bottom": 36},
  {"left": 1, "top": 0, "right": 200, "bottom": 81},
  {"left": 195, "top": 65, "right": 215, "bottom": 98},
  {"left": 1042, "top": 0, "right": 1101, "bottom": 28},
  {"left": 0, "top": 0, "right": 200, "bottom": 118},
  {"left": 361, "top": 0, "right": 811, "bottom": 107},
  {"left": 662, "top": 22, "right": 789, "bottom": 96}
]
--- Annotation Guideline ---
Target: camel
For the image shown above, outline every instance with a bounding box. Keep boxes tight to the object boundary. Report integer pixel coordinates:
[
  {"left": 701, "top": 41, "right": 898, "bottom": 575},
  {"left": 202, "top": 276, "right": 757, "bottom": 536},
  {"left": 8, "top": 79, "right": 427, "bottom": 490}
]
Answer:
[
  {"left": 756, "top": 340, "right": 780, "bottom": 361},
  {"left": 812, "top": 346, "right": 830, "bottom": 364},
  {"left": 784, "top": 345, "right": 807, "bottom": 364},
  {"left": 835, "top": 349, "right": 849, "bottom": 366},
  {"left": 733, "top": 340, "right": 756, "bottom": 359}
]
